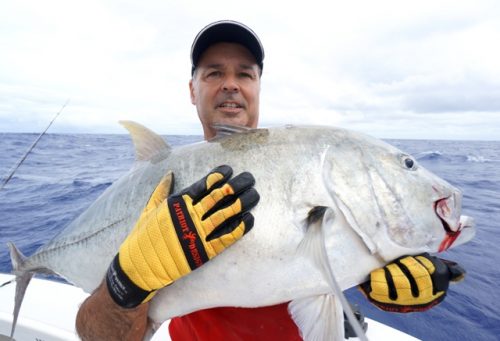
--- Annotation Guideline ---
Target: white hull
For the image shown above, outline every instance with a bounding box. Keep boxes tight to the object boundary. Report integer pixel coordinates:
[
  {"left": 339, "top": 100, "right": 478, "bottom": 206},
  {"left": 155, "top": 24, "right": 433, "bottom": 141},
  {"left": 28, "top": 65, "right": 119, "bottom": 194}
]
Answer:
[
  {"left": 0, "top": 273, "right": 169, "bottom": 341},
  {"left": 0, "top": 273, "right": 418, "bottom": 340}
]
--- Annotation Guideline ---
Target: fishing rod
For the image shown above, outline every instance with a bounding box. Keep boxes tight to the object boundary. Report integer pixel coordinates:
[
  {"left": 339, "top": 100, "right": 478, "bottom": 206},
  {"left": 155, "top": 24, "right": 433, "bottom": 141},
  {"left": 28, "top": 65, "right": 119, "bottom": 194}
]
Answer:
[{"left": 0, "top": 99, "right": 70, "bottom": 192}]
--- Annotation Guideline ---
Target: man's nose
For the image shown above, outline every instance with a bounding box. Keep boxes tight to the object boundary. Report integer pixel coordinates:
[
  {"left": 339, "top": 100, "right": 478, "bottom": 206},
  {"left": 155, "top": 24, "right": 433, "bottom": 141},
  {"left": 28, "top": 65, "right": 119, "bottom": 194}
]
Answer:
[{"left": 221, "top": 75, "right": 239, "bottom": 92}]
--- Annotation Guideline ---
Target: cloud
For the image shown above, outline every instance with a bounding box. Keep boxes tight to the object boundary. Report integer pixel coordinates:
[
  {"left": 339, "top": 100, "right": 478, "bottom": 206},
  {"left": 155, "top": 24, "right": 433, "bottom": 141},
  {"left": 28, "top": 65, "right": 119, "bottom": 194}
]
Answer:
[
  {"left": 0, "top": 0, "right": 499, "bottom": 140},
  {"left": 398, "top": 76, "right": 500, "bottom": 113}
]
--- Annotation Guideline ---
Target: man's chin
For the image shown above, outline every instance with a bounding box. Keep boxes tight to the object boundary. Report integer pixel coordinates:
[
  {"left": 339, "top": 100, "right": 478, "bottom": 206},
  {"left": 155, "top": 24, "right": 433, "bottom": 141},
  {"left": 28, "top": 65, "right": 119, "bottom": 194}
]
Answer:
[{"left": 214, "top": 115, "right": 249, "bottom": 127}]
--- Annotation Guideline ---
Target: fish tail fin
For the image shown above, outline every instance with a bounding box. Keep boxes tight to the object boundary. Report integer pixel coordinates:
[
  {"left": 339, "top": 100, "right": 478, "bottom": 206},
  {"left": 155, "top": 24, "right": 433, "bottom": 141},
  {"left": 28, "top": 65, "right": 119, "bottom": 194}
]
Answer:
[
  {"left": 7, "top": 242, "right": 34, "bottom": 338},
  {"left": 8, "top": 242, "right": 26, "bottom": 273}
]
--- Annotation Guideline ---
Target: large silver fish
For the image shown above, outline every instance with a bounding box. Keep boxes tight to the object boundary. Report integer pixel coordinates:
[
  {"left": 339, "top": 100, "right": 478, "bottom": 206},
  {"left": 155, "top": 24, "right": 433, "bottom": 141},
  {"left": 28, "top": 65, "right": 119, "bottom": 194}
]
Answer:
[{"left": 5, "top": 122, "right": 475, "bottom": 340}]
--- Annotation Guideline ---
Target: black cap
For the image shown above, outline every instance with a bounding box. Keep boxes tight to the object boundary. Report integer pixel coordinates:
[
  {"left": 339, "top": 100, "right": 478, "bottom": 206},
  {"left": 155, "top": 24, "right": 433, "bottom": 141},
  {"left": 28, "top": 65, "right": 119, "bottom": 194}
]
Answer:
[{"left": 190, "top": 20, "right": 264, "bottom": 76}]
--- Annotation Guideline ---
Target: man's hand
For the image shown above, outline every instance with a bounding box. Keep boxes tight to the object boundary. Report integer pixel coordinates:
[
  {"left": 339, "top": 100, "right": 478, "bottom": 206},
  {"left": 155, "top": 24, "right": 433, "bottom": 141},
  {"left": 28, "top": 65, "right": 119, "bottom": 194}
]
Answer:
[
  {"left": 359, "top": 253, "right": 465, "bottom": 313},
  {"left": 106, "top": 165, "right": 260, "bottom": 308}
]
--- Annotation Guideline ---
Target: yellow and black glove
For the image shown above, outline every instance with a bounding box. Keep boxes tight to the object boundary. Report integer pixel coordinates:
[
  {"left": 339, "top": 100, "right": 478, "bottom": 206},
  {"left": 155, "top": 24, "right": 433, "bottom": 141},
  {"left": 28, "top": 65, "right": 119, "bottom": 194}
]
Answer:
[
  {"left": 359, "top": 253, "right": 465, "bottom": 313},
  {"left": 106, "top": 165, "right": 260, "bottom": 308}
]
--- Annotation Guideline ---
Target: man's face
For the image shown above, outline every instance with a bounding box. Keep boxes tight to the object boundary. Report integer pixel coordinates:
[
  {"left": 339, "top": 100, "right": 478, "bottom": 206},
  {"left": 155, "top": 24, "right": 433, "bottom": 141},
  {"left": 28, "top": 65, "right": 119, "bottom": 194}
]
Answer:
[{"left": 190, "top": 42, "right": 261, "bottom": 139}]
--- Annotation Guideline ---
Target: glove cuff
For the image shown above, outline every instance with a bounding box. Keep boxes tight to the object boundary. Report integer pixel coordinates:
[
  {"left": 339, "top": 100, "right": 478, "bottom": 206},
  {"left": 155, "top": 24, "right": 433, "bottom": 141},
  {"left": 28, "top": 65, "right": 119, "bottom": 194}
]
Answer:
[{"left": 106, "top": 254, "right": 154, "bottom": 308}]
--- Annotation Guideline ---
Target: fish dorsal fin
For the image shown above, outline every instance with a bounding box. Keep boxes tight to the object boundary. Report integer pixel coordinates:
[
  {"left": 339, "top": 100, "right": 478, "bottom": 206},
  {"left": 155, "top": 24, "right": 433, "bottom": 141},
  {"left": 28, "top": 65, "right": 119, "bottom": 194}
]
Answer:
[
  {"left": 119, "top": 120, "right": 171, "bottom": 162},
  {"left": 211, "top": 124, "right": 254, "bottom": 140}
]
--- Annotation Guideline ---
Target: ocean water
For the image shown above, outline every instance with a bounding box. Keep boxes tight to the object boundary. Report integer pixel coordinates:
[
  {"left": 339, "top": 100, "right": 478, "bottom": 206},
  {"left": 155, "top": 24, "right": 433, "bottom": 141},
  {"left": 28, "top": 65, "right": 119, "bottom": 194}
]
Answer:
[{"left": 0, "top": 133, "right": 499, "bottom": 341}]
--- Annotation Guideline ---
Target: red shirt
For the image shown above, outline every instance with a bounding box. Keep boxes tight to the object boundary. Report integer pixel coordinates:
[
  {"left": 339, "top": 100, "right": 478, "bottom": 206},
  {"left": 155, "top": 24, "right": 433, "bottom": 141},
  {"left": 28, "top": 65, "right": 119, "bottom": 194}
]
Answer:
[{"left": 169, "top": 303, "right": 302, "bottom": 340}]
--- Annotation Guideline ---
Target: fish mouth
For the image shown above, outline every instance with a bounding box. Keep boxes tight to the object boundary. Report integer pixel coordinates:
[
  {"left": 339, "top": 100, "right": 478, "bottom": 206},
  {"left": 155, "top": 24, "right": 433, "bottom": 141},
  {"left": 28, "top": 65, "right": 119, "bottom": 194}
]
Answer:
[{"left": 434, "top": 196, "right": 474, "bottom": 251}]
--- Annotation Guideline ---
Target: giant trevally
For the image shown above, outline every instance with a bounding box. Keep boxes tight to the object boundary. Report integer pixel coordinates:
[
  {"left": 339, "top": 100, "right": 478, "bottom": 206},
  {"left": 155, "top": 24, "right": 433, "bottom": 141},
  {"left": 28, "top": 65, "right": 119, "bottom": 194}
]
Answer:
[{"left": 4, "top": 122, "right": 475, "bottom": 340}]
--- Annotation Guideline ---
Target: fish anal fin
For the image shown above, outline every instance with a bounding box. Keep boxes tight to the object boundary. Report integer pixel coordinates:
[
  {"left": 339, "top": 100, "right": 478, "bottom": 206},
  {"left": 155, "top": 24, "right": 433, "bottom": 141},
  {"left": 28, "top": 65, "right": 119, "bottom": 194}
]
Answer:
[
  {"left": 119, "top": 120, "right": 171, "bottom": 162},
  {"left": 289, "top": 294, "right": 344, "bottom": 341}
]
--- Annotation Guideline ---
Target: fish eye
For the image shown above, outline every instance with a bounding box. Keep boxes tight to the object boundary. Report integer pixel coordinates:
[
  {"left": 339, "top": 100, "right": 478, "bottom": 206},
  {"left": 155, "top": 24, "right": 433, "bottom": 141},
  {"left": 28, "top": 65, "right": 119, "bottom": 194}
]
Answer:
[{"left": 400, "top": 154, "right": 417, "bottom": 170}]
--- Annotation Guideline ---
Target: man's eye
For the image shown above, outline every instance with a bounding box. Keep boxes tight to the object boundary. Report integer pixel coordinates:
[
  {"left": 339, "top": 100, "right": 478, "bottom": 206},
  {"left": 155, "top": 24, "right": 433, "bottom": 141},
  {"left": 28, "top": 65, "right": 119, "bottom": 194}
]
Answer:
[
  {"left": 240, "top": 73, "right": 253, "bottom": 79},
  {"left": 206, "top": 71, "right": 221, "bottom": 78}
]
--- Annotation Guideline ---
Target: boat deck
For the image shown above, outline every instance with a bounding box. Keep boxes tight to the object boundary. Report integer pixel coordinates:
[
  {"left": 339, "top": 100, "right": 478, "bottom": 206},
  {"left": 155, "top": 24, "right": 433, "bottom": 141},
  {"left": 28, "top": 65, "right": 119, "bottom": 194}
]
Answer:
[{"left": 0, "top": 273, "right": 418, "bottom": 340}]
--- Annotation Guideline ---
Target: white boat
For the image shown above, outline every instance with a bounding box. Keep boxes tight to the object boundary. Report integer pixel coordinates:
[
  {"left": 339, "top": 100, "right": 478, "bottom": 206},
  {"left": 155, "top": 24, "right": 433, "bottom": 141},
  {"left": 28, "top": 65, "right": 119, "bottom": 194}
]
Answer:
[{"left": 0, "top": 273, "right": 419, "bottom": 340}]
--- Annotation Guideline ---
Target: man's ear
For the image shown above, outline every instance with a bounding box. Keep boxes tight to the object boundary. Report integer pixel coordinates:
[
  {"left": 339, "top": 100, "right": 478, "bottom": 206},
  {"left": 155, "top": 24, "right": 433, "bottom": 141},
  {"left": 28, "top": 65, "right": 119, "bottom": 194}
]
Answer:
[{"left": 189, "top": 79, "right": 196, "bottom": 105}]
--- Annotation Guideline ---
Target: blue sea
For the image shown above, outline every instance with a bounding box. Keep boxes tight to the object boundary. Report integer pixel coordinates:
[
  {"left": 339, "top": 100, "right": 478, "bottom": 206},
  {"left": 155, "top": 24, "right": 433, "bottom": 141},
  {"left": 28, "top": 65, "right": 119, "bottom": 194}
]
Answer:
[{"left": 0, "top": 133, "right": 499, "bottom": 341}]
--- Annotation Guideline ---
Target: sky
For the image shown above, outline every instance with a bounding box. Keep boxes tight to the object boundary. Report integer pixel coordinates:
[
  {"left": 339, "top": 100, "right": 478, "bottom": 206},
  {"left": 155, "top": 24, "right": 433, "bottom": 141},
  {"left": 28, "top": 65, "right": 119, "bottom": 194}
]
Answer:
[{"left": 0, "top": 0, "right": 499, "bottom": 140}]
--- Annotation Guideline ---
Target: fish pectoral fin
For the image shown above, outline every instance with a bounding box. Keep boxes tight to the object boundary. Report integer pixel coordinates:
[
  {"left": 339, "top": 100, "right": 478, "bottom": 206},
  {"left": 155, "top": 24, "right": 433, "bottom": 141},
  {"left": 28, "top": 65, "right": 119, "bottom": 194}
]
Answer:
[
  {"left": 306, "top": 206, "right": 329, "bottom": 226},
  {"left": 119, "top": 120, "right": 171, "bottom": 162},
  {"left": 289, "top": 294, "right": 344, "bottom": 340},
  {"left": 298, "top": 206, "right": 335, "bottom": 275},
  {"left": 297, "top": 207, "right": 370, "bottom": 340}
]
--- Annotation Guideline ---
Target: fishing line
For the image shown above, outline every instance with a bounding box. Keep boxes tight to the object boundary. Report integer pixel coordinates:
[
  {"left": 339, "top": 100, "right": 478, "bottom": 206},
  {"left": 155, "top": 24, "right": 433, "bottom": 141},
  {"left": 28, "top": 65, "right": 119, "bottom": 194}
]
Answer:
[
  {"left": 320, "top": 209, "right": 370, "bottom": 341},
  {"left": 0, "top": 99, "right": 70, "bottom": 192}
]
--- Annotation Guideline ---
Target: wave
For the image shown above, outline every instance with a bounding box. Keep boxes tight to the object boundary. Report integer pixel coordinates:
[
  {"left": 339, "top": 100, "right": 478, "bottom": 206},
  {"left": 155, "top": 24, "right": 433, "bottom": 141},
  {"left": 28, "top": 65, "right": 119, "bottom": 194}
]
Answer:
[
  {"left": 47, "top": 181, "right": 112, "bottom": 203},
  {"left": 72, "top": 179, "right": 112, "bottom": 188},
  {"left": 465, "top": 155, "right": 499, "bottom": 163},
  {"left": 415, "top": 150, "right": 443, "bottom": 161},
  {"left": 415, "top": 150, "right": 498, "bottom": 163}
]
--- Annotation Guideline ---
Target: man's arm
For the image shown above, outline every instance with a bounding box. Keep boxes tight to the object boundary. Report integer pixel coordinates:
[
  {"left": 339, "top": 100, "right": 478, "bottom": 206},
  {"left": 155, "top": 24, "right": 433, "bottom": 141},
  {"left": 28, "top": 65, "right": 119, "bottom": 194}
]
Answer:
[
  {"left": 76, "top": 281, "right": 149, "bottom": 340},
  {"left": 75, "top": 166, "right": 259, "bottom": 339}
]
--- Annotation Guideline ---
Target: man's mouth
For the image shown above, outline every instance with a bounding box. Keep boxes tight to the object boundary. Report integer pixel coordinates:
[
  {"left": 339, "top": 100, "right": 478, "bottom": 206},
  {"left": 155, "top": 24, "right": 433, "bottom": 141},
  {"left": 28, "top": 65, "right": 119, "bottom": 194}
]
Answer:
[{"left": 217, "top": 101, "right": 243, "bottom": 109}]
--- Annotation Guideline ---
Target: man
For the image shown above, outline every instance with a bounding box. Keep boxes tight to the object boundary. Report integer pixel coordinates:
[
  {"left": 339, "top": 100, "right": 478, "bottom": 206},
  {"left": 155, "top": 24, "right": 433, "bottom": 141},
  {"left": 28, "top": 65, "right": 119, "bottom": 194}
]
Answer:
[{"left": 76, "top": 20, "right": 462, "bottom": 340}]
